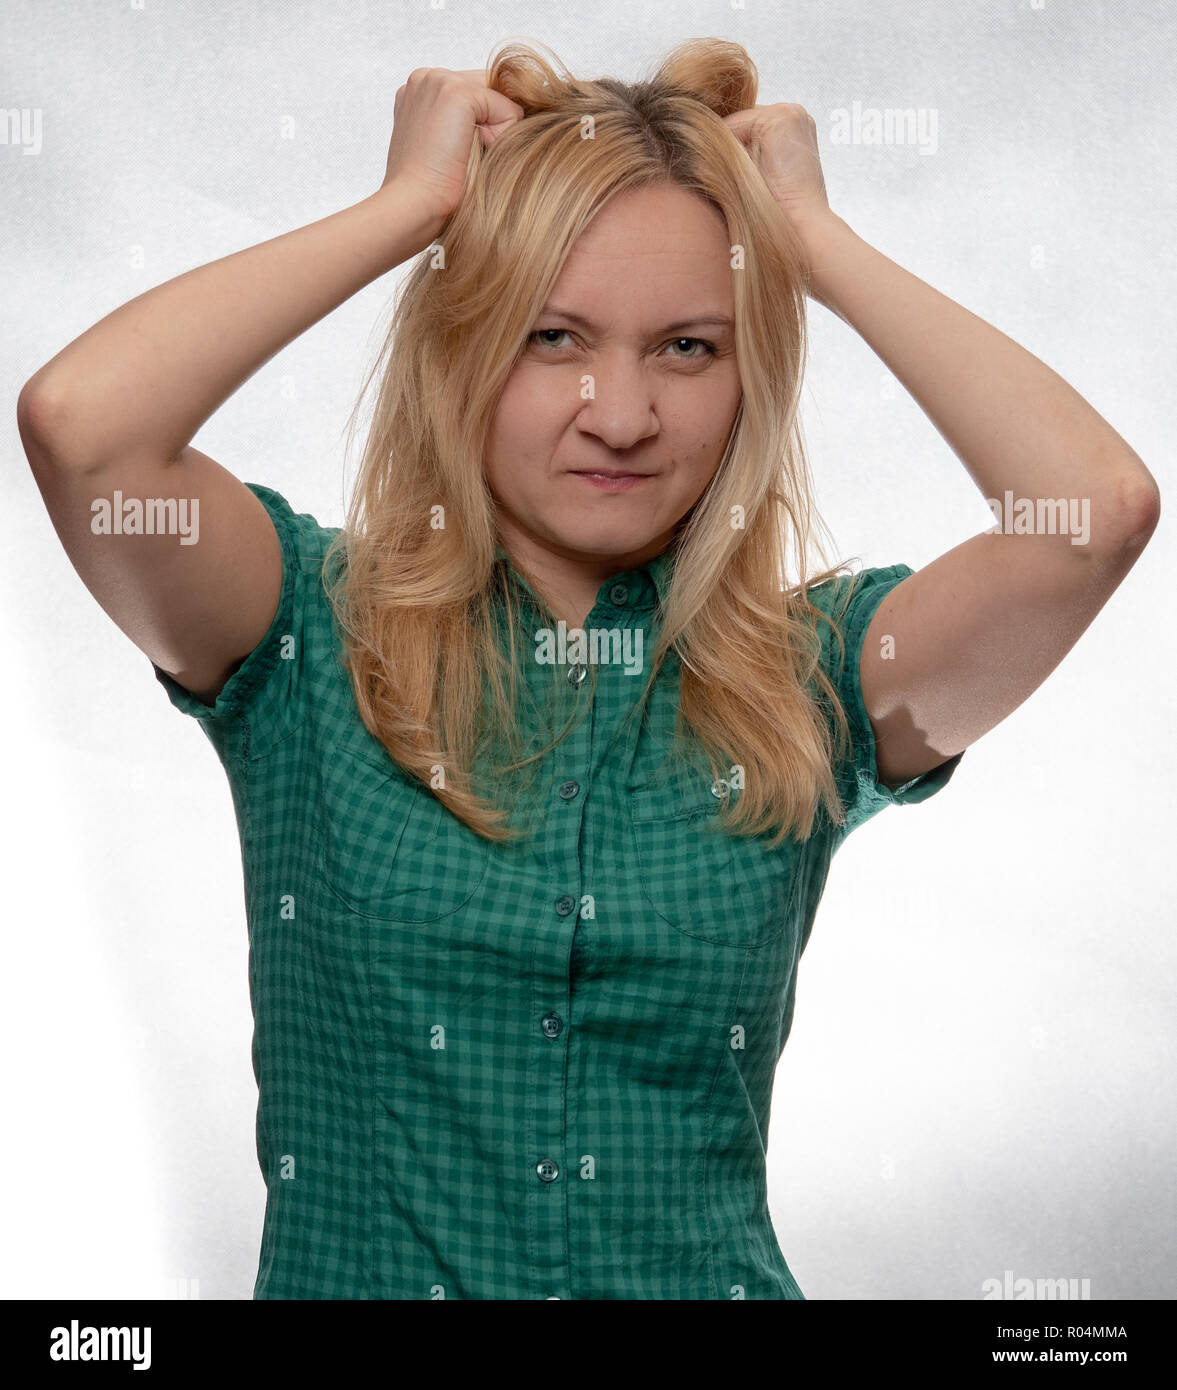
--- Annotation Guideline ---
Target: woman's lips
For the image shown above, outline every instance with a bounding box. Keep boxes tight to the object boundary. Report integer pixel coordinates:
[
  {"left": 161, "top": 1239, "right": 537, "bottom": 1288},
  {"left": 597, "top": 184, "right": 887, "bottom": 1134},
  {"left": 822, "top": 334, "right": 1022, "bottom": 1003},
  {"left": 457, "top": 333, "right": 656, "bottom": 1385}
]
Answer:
[{"left": 569, "top": 471, "right": 654, "bottom": 492}]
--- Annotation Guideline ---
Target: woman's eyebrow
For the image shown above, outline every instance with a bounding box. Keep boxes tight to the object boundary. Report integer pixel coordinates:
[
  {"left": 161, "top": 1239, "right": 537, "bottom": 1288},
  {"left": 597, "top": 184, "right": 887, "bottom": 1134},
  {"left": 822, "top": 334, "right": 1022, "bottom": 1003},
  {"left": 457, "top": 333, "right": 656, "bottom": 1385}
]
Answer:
[{"left": 538, "top": 305, "right": 734, "bottom": 335}]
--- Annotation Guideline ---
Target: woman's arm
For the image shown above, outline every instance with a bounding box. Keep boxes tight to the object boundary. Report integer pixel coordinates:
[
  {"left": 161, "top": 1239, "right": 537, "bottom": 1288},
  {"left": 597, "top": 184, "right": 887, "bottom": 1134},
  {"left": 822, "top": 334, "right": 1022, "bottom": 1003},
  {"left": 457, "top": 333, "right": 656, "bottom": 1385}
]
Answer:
[
  {"left": 725, "top": 103, "right": 1160, "bottom": 788},
  {"left": 17, "top": 186, "right": 439, "bottom": 702},
  {"left": 797, "top": 210, "right": 1159, "bottom": 788},
  {"left": 17, "top": 67, "right": 523, "bottom": 704}
]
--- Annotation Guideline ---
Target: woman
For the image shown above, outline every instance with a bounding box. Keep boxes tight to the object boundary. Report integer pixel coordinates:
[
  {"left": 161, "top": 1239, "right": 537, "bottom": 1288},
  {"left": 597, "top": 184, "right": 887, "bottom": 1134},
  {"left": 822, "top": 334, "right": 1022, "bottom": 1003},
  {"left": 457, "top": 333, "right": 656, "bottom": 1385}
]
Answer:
[{"left": 18, "top": 38, "right": 1159, "bottom": 1300}]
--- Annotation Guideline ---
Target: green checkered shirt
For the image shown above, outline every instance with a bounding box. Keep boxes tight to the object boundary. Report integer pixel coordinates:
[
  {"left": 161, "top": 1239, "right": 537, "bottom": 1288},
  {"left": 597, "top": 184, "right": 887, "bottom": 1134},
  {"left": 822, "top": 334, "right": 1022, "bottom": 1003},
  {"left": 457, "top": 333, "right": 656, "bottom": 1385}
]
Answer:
[{"left": 153, "top": 482, "right": 962, "bottom": 1300}]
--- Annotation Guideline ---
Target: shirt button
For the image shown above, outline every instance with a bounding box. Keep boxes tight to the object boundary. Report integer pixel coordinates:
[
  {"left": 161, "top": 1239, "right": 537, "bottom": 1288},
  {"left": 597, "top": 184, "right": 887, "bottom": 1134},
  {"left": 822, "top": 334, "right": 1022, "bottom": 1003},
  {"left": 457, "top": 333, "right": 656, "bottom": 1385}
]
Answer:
[
  {"left": 541, "top": 1012, "right": 563, "bottom": 1038},
  {"left": 609, "top": 582, "right": 629, "bottom": 606},
  {"left": 546, "top": 1295, "right": 561, "bottom": 1299},
  {"left": 555, "top": 895, "right": 577, "bottom": 917},
  {"left": 567, "top": 662, "right": 588, "bottom": 686},
  {"left": 558, "top": 779, "right": 580, "bottom": 800},
  {"left": 536, "top": 1158, "right": 559, "bottom": 1182},
  {"left": 710, "top": 778, "right": 730, "bottom": 798}
]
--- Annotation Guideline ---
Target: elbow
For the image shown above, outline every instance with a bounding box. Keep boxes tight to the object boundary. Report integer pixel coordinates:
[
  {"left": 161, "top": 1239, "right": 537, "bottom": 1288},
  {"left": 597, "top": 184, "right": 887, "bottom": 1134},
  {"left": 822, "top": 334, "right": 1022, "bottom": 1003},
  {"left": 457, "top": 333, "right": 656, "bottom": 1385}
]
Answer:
[
  {"left": 17, "top": 372, "right": 90, "bottom": 474},
  {"left": 1110, "top": 467, "right": 1161, "bottom": 554},
  {"left": 18, "top": 372, "right": 63, "bottom": 450},
  {"left": 1082, "top": 461, "right": 1161, "bottom": 558},
  {"left": 17, "top": 376, "right": 59, "bottom": 473}
]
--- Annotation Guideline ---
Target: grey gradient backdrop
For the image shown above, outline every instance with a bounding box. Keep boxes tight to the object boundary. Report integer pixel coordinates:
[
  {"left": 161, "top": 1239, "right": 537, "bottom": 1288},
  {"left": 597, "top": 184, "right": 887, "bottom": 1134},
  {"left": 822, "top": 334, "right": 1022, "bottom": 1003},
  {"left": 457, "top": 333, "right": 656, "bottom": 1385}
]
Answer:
[{"left": 3, "top": 1, "right": 1173, "bottom": 1299}]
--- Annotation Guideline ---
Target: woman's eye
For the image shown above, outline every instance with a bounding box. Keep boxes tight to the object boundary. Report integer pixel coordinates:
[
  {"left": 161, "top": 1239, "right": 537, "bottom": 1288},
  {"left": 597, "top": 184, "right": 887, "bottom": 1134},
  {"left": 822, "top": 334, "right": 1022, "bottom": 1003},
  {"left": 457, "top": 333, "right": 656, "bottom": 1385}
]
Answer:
[
  {"left": 666, "top": 337, "right": 716, "bottom": 359},
  {"left": 526, "top": 330, "right": 717, "bottom": 359}
]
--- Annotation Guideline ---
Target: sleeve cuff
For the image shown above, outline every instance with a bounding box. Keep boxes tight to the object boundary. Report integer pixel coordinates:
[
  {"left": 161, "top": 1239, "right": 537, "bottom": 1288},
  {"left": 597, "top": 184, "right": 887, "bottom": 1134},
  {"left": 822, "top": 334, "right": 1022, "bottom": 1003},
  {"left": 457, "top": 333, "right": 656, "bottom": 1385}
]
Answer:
[{"left": 836, "top": 563, "right": 965, "bottom": 835}]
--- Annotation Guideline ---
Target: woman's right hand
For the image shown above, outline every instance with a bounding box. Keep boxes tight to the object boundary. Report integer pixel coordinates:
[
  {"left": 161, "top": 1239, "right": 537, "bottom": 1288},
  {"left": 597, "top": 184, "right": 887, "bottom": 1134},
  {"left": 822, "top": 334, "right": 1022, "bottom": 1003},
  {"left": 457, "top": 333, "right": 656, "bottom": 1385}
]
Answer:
[{"left": 380, "top": 67, "right": 525, "bottom": 232}]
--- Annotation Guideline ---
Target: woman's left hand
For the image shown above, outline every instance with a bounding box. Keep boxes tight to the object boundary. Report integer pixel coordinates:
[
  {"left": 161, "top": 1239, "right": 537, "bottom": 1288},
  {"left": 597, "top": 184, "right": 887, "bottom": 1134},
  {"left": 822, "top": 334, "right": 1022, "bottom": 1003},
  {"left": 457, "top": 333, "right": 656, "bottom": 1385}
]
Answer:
[{"left": 723, "top": 103, "right": 833, "bottom": 249}]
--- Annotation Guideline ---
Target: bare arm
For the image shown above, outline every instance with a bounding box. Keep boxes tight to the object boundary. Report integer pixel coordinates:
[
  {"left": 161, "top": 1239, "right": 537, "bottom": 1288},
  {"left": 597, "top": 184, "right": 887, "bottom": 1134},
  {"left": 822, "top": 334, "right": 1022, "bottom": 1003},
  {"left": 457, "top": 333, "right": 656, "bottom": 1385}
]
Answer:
[
  {"left": 724, "top": 102, "right": 1160, "bottom": 789},
  {"left": 799, "top": 211, "right": 1159, "bottom": 789},
  {"left": 17, "top": 67, "right": 524, "bottom": 703},
  {"left": 17, "top": 186, "right": 441, "bottom": 702}
]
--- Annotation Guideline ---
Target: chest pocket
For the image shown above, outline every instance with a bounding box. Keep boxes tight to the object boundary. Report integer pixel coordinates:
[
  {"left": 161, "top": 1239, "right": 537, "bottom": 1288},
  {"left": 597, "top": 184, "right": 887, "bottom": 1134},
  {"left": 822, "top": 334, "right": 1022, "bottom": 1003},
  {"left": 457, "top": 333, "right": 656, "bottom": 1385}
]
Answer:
[
  {"left": 313, "top": 725, "right": 490, "bottom": 922},
  {"left": 628, "top": 772, "right": 799, "bottom": 948}
]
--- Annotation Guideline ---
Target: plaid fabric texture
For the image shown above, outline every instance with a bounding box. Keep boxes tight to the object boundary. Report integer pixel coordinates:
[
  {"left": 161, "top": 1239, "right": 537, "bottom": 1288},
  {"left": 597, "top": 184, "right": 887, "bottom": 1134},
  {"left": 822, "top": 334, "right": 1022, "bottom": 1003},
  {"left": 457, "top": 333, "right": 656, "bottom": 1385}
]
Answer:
[{"left": 152, "top": 482, "right": 963, "bottom": 1299}]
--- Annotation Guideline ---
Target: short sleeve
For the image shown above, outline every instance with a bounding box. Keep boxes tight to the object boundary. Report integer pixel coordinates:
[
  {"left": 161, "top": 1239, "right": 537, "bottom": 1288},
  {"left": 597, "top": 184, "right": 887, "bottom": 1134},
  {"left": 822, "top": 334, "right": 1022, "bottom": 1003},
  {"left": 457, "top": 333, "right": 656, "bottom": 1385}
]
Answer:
[
  {"left": 150, "top": 482, "right": 341, "bottom": 752},
  {"left": 807, "top": 563, "right": 964, "bottom": 840}
]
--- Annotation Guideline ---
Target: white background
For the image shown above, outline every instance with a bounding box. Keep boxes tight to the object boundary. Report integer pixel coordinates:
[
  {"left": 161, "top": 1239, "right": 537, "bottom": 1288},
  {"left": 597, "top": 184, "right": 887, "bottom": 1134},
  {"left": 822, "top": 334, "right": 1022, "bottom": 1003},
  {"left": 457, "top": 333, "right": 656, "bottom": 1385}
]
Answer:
[{"left": 3, "top": 0, "right": 1173, "bottom": 1299}]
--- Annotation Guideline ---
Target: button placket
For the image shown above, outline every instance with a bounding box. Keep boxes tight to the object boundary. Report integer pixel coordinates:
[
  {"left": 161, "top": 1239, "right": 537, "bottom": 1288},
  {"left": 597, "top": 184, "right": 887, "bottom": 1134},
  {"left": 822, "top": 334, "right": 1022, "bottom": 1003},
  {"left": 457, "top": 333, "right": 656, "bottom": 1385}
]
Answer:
[
  {"left": 527, "top": 664, "right": 597, "bottom": 1302},
  {"left": 525, "top": 571, "right": 658, "bottom": 1301}
]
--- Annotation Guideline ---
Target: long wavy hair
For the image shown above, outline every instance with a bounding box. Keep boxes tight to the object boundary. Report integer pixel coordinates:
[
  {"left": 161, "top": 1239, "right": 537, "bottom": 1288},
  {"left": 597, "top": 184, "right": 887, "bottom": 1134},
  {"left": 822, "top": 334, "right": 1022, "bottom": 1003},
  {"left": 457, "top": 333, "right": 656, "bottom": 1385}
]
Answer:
[{"left": 323, "top": 36, "right": 859, "bottom": 848}]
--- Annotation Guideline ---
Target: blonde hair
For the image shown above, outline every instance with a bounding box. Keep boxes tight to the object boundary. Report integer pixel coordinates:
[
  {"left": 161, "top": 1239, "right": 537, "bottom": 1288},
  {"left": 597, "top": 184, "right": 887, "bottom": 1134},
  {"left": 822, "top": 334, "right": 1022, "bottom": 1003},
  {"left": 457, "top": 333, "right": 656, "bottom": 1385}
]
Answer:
[{"left": 325, "top": 36, "right": 858, "bottom": 848}]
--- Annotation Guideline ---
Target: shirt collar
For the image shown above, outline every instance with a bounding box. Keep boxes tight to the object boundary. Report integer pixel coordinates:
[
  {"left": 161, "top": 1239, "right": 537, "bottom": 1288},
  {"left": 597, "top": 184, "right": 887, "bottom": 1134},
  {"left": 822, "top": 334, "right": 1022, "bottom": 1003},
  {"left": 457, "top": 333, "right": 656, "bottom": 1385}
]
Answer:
[{"left": 493, "top": 541, "right": 677, "bottom": 613}]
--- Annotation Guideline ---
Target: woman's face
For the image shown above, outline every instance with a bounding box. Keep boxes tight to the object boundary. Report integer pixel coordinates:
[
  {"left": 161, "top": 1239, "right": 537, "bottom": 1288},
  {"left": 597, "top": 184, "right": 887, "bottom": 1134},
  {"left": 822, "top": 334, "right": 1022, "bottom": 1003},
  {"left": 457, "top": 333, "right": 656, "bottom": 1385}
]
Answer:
[{"left": 485, "top": 182, "right": 743, "bottom": 583}]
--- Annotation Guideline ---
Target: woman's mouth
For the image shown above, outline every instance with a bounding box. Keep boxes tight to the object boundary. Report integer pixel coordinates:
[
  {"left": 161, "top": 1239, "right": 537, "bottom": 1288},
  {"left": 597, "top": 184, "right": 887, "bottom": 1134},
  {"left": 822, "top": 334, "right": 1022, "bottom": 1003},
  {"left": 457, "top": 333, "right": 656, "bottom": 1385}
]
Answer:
[{"left": 569, "top": 471, "right": 654, "bottom": 492}]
